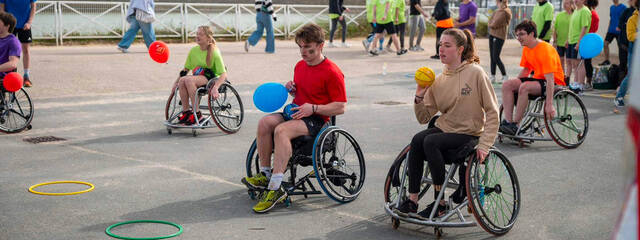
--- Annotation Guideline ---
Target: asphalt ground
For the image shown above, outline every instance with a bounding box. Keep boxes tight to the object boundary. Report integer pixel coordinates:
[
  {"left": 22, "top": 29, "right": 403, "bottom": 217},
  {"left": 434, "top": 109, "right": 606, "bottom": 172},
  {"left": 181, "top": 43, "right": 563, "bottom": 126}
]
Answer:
[{"left": 0, "top": 38, "right": 627, "bottom": 240}]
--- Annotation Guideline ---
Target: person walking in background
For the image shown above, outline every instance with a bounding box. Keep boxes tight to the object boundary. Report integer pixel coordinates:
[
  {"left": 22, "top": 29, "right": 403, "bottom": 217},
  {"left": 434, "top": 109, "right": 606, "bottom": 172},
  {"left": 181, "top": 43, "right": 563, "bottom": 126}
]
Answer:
[
  {"left": 617, "top": 0, "right": 636, "bottom": 73},
  {"left": 532, "top": 0, "right": 554, "bottom": 42},
  {"left": 245, "top": 0, "right": 277, "bottom": 53},
  {"left": 386, "top": 0, "right": 407, "bottom": 53},
  {"left": 583, "top": 0, "right": 599, "bottom": 90},
  {"left": 368, "top": 0, "right": 407, "bottom": 56},
  {"left": 363, "top": 0, "right": 384, "bottom": 52},
  {"left": 455, "top": 0, "right": 477, "bottom": 35},
  {"left": 553, "top": 0, "right": 574, "bottom": 85},
  {"left": 487, "top": 0, "right": 511, "bottom": 83},
  {"left": 567, "top": 0, "right": 591, "bottom": 92},
  {"left": 614, "top": 0, "right": 638, "bottom": 107},
  {"left": 117, "top": 0, "right": 156, "bottom": 53},
  {"left": 0, "top": 0, "right": 36, "bottom": 87},
  {"left": 599, "top": 0, "right": 627, "bottom": 66},
  {"left": 430, "top": 0, "right": 453, "bottom": 59},
  {"left": 328, "top": 0, "right": 350, "bottom": 48},
  {"left": 408, "top": 0, "right": 429, "bottom": 52}
]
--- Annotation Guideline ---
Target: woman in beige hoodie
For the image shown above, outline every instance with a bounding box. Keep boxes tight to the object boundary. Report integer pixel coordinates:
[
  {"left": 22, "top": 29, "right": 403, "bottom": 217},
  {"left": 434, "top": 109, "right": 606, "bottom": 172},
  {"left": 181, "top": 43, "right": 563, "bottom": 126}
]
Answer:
[{"left": 394, "top": 28, "right": 499, "bottom": 219}]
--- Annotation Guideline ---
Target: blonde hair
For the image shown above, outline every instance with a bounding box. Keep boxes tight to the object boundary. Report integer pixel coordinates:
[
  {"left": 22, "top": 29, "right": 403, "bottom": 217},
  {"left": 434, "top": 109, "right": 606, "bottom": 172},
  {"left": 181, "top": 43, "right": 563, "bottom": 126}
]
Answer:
[
  {"left": 198, "top": 25, "right": 216, "bottom": 66},
  {"left": 442, "top": 28, "right": 480, "bottom": 64}
]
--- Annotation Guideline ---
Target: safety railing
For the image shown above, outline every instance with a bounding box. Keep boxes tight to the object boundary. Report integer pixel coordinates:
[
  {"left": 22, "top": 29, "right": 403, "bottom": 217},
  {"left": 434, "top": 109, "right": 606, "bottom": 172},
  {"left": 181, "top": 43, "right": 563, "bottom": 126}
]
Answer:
[{"left": 33, "top": 1, "right": 538, "bottom": 45}]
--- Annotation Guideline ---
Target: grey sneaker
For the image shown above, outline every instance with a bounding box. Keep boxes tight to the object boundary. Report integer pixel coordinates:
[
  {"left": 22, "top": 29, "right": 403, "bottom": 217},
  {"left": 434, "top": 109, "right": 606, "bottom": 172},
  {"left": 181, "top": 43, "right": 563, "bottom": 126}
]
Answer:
[
  {"left": 614, "top": 97, "right": 625, "bottom": 107},
  {"left": 117, "top": 46, "right": 129, "bottom": 53},
  {"left": 362, "top": 40, "right": 370, "bottom": 52},
  {"left": 244, "top": 40, "right": 249, "bottom": 52},
  {"left": 415, "top": 46, "right": 425, "bottom": 51}
]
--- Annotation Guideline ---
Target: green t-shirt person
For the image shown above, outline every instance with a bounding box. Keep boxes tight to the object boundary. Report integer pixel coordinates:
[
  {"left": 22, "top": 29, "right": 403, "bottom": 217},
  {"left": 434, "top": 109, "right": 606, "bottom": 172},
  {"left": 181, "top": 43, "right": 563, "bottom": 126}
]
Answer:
[
  {"left": 366, "top": 0, "right": 376, "bottom": 23},
  {"left": 568, "top": 6, "right": 591, "bottom": 44},
  {"left": 184, "top": 46, "right": 226, "bottom": 78},
  {"left": 375, "top": 0, "right": 394, "bottom": 24},
  {"left": 532, "top": 1, "right": 554, "bottom": 40},
  {"left": 554, "top": 11, "right": 571, "bottom": 46},
  {"left": 394, "top": 0, "right": 407, "bottom": 24}
]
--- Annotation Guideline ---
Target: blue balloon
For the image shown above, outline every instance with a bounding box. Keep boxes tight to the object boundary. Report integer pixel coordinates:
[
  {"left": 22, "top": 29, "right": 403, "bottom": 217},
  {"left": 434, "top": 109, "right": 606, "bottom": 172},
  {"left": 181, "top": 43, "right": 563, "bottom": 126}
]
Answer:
[
  {"left": 579, "top": 33, "right": 604, "bottom": 59},
  {"left": 283, "top": 103, "right": 299, "bottom": 121},
  {"left": 253, "top": 82, "right": 288, "bottom": 113}
]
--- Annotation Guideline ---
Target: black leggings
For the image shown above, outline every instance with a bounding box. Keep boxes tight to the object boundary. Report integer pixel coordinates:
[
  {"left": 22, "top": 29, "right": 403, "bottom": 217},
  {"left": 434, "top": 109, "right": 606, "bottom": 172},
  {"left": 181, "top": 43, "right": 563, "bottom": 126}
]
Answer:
[
  {"left": 585, "top": 58, "right": 593, "bottom": 80},
  {"left": 387, "top": 23, "right": 406, "bottom": 49},
  {"left": 435, "top": 27, "right": 447, "bottom": 55},
  {"left": 408, "top": 127, "right": 478, "bottom": 194},
  {"left": 330, "top": 17, "right": 347, "bottom": 43},
  {"left": 489, "top": 35, "right": 506, "bottom": 76}
]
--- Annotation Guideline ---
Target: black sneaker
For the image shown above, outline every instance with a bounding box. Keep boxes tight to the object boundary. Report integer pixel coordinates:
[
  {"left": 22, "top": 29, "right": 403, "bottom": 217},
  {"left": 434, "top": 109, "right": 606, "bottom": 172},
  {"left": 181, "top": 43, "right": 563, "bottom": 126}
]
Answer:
[
  {"left": 369, "top": 50, "right": 379, "bottom": 56},
  {"left": 499, "top": 122, "right": 518, "bottom": 136},
  {"left": 396, "top": 49, "right": 408, "bottom": 55},
  {"left": 393, "top": 199, "right": 418, "bottom": 217},
  {"left": 415, "top": 201, "right": 448, "bottom": 220},
  {"left": 598, "top": 60, "right": 610, "bottom": 66},
  {"left": 450, "top": 185, "right": 466, "bottom": 204},
  {"left": 430, "top": 55, "right": 440, "bottom": 60},
  {"left": 177, "top": 111, "right": 192, "bottom": 124}
]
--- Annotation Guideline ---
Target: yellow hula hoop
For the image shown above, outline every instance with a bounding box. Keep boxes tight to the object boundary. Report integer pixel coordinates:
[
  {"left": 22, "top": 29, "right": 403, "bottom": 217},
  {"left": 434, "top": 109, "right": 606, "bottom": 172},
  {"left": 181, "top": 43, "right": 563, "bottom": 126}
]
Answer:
[{"left": 28, "top": 181, "right": 95, "bottom": 196}]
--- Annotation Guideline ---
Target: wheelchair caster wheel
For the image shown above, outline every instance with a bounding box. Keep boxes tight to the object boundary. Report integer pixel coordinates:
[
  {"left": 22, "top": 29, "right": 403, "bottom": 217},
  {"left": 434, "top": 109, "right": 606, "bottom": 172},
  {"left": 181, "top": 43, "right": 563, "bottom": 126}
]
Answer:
[
  {"left": 434, "top": 228, "right": 443, "bottom": 238},
  {"left": 248, "top": 190, "right": 256, "bottom": 200},
  {"left": 518, "top": 140, "right": 524, "bottom": 148},
  {"left": 167, "top": 128, "right": 172, "bottom": 135},
  {"left": 284, "top": 197, "right": 291, "bottom": 207},
  {"left": 192, "top": 129, "right": 197, "bottom": 137},
  {"left": 498, "top": 136, "right": 502, "bottom": 143},
  {"left": 27, "top": 124, "right": 32, "bottom": 130},
  {"left": 391, "top": 217, "right": 400, "bottom": 229}
]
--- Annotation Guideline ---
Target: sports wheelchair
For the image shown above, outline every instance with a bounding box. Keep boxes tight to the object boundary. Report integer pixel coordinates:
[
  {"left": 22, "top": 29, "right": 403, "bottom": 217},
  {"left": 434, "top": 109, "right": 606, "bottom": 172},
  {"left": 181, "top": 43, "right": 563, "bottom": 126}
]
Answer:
[
  {"left": 245, "top": 116, "right": 366, "bottom": 205},
  {"left": 0, "top": 79, "right": 33, "bottom": 133},
  {"left": 164, "top": 77, "right": 243, "bottom": 136},
  {"left": 383, "top": 116, "right": 520, "bottom": 237},
  {"left": 498, "top": 87, "right": 588, "bottom": 148}
]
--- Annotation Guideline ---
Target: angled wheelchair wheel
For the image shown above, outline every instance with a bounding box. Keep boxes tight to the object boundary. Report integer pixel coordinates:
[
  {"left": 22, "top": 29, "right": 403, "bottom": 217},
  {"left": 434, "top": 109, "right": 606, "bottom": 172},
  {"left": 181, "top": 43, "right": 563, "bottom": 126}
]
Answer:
[
  {"left": 383, "top": 145, "right": 431, "bottom": 205},
  {"left": 209, "top": 83, "right": 243, "bottom": 134},
  {"left": 466, "top": 149, "right": 520, "bottom": 236},
  {"left": 0, "top": 89, "right": 34, "bottom": 133},
  {"left": 312, "top": 127, "right": 365, "bottom": 203},
  {"left": 544, "top": 90, "right": 588, "bottom": 148},
  {"left": 164, "top": 86, "right": 181, "bottom": 122}
]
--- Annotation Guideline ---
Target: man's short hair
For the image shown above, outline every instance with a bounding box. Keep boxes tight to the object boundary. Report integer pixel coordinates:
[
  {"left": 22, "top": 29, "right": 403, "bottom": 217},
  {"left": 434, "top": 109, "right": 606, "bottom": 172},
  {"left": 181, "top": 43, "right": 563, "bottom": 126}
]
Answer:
[
  {"left": 295, "top": 24, "right": 325, "bottom": 44},
  {"left": 585, "top": 0, "right": 598, "bottom": 8},
  {"left": 515, "top": 20, "right": 537, "bottom": 38},
  {"left": 0, "top": 12, "right": 16, "bottom": 33}
]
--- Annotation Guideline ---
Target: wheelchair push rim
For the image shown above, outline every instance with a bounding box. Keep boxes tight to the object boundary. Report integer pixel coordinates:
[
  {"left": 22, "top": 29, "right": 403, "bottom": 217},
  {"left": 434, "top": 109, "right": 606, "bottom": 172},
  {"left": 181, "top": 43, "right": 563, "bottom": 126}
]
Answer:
[
  {"left": 0, "top": 88, "right": 33, "bottom": 133},
  {"left": 466, "top": 149, "right": 521, "bottom": 236},
  {"left": 544, "top": 90, "right": 589, "bottom": 149},
  {"left": 312, "top": 127, "right": 366, "bottom": 203},
  {"left": 208, "top": 83, "right": 243, "bottom": 134}
]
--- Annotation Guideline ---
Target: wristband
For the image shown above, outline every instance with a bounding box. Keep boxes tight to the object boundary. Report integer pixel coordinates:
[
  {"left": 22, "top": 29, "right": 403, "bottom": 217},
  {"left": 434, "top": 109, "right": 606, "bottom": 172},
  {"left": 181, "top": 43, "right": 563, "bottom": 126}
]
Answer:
[{"left": 415, "top": 95, "right": 424, "bottom": 99}]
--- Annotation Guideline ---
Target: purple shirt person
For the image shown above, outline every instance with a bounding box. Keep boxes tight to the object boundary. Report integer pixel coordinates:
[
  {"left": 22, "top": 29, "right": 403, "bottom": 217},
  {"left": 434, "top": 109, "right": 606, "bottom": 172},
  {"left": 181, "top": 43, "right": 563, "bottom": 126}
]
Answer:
[
  {"left": 456, "top": 0, "right": 478, "bottom": 34},
  {"left": 0, "top": 33, "right": 21, "bottom": 78}
]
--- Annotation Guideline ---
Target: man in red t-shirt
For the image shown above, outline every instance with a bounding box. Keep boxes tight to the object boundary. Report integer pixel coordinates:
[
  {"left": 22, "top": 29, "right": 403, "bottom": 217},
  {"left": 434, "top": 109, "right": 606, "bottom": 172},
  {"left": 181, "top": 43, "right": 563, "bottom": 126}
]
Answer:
[
  {"left": 500, "top": 20, "right": 565, "bottom": 136},
  {"left": 242, "top": 24, "right": 347, "bottom": 213}
]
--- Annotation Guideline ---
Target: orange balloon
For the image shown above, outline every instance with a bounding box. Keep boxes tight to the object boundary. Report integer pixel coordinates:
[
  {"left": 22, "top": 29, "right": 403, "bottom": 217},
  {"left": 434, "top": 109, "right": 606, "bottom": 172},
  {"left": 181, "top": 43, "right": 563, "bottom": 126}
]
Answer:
[
  {"left": 2, "top": 72, "right": 23, "bottom": 92},
  {"left": 149, "top": 41, "right": 170, "bottom": 63}
]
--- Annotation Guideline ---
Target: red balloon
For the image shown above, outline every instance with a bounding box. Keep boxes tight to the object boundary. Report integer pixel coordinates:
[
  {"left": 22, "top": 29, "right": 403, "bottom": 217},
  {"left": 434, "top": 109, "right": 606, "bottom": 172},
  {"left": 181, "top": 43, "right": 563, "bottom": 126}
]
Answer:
[
  {"left": 3, "top": 72, "right": 23, "bottom": 92},
  {"left": 149, "top": 41, "right": 170, "bottom": 63}
]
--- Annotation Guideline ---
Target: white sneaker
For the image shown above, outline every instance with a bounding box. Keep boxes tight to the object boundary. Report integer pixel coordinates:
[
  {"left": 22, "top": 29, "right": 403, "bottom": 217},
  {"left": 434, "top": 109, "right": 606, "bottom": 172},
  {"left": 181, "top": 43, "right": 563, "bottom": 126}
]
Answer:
[
  {"left": 117, "top": 46, "right": 129, "bottom": 53},
  {"left": 501, "top": 75, "right": 509, "bottom": 82},
  {"left": 415, "top": 46, "right": 425, "bottom": 52},
  {"left": 385, "top": 45, "right": 393, "bottom": 53},
  {"left": 362, "top": 40, "right": 370, "bottom": 51},
  {"left": 327, "top": 42, "right": 338, "bottom": 48},
  {"left": 341, "top": 42, "right": 351, "bottom": 48},
  {"left": 244, "top": 40, "right": 249, "bottom": 52},
  {"left": 490, "top": 75, "right": 496, "bottom": 83}
]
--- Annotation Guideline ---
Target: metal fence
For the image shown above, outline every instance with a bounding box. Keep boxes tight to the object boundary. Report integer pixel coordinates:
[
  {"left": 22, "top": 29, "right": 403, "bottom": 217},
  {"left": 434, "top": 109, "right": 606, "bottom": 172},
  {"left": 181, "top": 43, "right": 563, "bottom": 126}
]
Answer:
[{"left": 34, "top": 1, "right": 549, "bottom": 45}]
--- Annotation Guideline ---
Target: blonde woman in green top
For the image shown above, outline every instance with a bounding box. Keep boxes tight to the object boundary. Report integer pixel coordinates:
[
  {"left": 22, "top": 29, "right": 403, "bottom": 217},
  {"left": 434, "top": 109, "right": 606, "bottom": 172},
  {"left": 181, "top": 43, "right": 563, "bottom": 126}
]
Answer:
[
  {"left": 385, "top": 0, "right": 408, "bottom": 53},
  {"left": 567, "top": 0, "right": 591, "bottom": 90},
  {"left": 175, "top": 26, "right": 228, "bottom": 125},
  {"left": 553, "top": 0, "right": 574, "bottom": 83}
]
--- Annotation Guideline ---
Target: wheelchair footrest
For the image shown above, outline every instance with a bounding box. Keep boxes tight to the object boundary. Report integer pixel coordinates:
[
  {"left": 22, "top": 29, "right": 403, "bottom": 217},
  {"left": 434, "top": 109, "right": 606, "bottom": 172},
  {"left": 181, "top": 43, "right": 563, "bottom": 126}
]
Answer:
[{"left": 383, "top": 203, "right": 476, "bottom": 228}]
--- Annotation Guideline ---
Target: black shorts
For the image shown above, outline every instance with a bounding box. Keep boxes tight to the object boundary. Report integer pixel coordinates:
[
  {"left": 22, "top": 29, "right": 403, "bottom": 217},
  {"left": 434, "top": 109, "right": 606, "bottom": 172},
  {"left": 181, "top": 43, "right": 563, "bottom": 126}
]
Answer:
[
  {"left": 375, "top": 22, "right": 396, "bottom": 34},
  {"left": 556, "top": 46, "right": 567, "bottom": 57},
  {"left": 605, "top": 32, "right": 619, "bottom": 43},
  {"left": 520, "top": 77, "right": 547, "bottom": 98},
  {"left": 280, "top": 113, "right": 327, "bottom": 137},
  {"left": 12, "top": 28, "right": 32, "bottom": 43},
  {"left": 566, "top": 43, "right": 579, "bottom": 59}
]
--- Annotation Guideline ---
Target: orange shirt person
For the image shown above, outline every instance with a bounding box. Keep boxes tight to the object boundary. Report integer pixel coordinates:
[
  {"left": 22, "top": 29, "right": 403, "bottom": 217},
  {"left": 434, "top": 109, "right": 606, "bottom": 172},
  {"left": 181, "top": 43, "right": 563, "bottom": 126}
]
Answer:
[{"left": 500, "top": 20, "right": 565, "bottom": 135}]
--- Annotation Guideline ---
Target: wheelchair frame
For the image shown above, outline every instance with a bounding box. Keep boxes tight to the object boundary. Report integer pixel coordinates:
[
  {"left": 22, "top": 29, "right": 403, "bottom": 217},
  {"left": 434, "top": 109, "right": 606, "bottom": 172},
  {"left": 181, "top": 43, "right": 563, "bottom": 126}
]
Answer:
[
  {"left": 245, "top": 116, "right": 366, "bottom": 205},
  {"left": 499, "top": 88, "right": 589, "bottom": 148},
  {"left": 0, "top": 85, "right": 33, "bottom": 133},
  {"left": 164, "top": 78, "right": 244, "bottom": 136}
]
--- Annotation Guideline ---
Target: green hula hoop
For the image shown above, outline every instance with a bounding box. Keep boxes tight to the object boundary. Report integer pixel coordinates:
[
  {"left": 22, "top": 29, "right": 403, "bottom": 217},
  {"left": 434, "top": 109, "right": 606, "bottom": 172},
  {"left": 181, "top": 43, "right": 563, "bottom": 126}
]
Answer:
[{"left": 105, "top": 220, "right": 183, "bottom": 240}]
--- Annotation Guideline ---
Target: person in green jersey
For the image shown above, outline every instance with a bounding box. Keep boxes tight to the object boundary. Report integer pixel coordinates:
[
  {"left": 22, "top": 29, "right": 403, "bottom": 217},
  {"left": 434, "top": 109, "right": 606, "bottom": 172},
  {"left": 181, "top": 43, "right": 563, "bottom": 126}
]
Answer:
[
  {"left": 363, "top": 0, "right": 385, "bottom": 52},
  {"left": 368, "top": 0, "right": 406, "bottom": 55},
  {"left": 553, "top": 0, "right": 574, "bottom": 84},
  {"left": 567, "top": 0, "right": 591, "bottom": 91},
  {"left": 386, "top": 0, "right": 407, "bottom": 52},
  {"left": 532, "top": 0, "right": 554, "bottom": 42}
]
